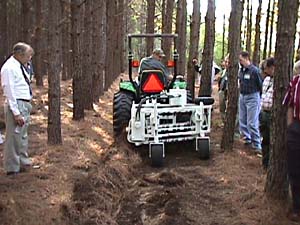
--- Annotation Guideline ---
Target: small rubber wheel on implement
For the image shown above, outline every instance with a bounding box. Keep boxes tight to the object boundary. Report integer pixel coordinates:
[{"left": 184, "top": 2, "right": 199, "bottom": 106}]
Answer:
[
  {"left": 197, "top": 138, "right": 210, "bottom": 160},
  {"left": 150, "top": 143, "right": 165, "bottom": 167}
]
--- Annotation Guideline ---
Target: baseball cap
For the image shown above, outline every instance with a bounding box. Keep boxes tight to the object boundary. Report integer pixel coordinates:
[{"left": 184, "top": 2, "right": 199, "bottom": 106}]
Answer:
[{"left": 152, "top": 48, "right": 166, "bottom": 57}]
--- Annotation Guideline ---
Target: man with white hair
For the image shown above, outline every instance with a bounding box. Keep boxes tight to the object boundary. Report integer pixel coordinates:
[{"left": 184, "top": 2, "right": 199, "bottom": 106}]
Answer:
[{"left": 1, "top": 42, "right": 34, "bottom": 175}]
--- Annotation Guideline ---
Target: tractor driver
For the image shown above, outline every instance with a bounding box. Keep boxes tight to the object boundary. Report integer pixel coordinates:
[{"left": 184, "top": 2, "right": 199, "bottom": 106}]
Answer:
[{"left": 138, "top": 48, "right": 172, "bottom": 83}]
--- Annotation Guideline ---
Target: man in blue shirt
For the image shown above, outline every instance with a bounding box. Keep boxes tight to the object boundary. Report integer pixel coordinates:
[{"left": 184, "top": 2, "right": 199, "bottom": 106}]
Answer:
[{"left": 238, "top": 51, "right": 263, "bottom": 153}]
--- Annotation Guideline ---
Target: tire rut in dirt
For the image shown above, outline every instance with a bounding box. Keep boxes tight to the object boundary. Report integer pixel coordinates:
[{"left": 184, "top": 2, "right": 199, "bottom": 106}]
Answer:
[{"left": 117, "top": 170, "right": 192, "bottom": 225}]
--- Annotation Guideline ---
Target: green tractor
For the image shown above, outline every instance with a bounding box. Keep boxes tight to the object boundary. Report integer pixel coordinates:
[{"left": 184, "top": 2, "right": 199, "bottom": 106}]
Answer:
[{"left": 113, "top": 34, "right": 214, "bottom": 167}]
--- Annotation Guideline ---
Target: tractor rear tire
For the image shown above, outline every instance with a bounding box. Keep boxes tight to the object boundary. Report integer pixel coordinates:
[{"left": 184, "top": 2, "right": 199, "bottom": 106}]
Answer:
[{"left": 113, "top": 91, "right": 134, "bottom": 136}]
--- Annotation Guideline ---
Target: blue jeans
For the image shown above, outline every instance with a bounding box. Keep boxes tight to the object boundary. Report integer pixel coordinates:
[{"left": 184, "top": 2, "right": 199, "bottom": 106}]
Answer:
[{"left": 239, "top": 92, "right": 261, "bottom": 148}]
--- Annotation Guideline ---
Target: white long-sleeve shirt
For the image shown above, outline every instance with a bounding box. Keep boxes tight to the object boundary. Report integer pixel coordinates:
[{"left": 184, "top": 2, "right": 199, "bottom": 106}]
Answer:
[{"left": 1, "top": 56, "right": 32, "bottom": 116}]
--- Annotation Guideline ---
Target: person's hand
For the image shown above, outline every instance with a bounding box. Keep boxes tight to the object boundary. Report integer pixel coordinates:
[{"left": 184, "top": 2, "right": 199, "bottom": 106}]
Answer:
[
  {"left": 192, "top": 59, "right": 198, "bottom": 65},
  {"left": 14, "top": 114, "right": 25, "bottom": 126}
]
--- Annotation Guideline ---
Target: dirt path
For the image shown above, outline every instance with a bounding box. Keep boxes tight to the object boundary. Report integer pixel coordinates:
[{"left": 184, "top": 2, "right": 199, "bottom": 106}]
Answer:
[{"left": 0, "top": 78, "right": 295, "bottom": 225}]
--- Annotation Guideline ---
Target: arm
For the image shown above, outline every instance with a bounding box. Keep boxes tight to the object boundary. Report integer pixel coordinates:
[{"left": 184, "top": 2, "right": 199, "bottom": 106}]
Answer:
[
  {"left": 1, "top": 67, "right": 25, "bottom": 126},
  {"left": 1, "top": 67, "right": 20, "bottom": 116}
]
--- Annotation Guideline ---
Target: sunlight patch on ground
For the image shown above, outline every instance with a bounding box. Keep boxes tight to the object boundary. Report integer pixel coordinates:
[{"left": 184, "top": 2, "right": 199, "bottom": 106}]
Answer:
[{"left": 91, "top": 126, "right": 112, "bottom": 145}]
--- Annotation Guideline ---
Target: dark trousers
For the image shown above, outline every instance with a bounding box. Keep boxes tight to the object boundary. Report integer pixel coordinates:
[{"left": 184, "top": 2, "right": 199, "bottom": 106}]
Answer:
[
  {"left": 259, "top": 110, "right": 271, "bottom": 169},
  {"left": 287, "top": 120, "right": 300, "bottom": 212}
]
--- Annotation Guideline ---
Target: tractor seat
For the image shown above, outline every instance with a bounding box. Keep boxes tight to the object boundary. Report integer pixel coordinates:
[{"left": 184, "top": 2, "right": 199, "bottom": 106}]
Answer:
[
  {"left": 194, "top": 96, "right": 215, "bottom": 105},
  {"left": 140, "top": 70, "right": 166, "bottom": 94}
]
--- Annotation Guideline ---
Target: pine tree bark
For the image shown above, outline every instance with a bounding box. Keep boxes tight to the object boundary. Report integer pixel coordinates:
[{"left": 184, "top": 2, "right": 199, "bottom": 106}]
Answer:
[
  {"left": 82, "top": 1, "right": 93, "bottom": 110},
  {"left": 105, "top": 0, "right": 117, "bottom": 91},
  {"left": 22, "top": 0, "right": 34, "bottom": 44},
  {"left": 0, "top": 0, "right": 8, "bottom": 65},
  {"left": 146, "top": 0, "right": 155, "bottom": 56},
  {"left": 268, "top": 0, "right": 276, "bottom": 57},
  {"left": 187, "top": 0, "right": 200, "bottom": 98},
  {"left": 48, "top": 0, "right": 62, "bottom": 144},
  {"left": 61, "top": 0, "right": 72, "bottom": 81},
  {"left": 222, "top": 14, "right": 226, "bottom": 59},
  {"left": 161, "top": 0, "right": 174, "bottom": 61},
  {"left": 92, "top": 0, "right": 105, "bottom": 102},
  {"left": 199, "top": 0, "right": 215, "bottom": 96},
  {"left": 221, "top": 0, "right": 243, "bottom": 151},
  {"left": 71, "top": 0, "right": 84, "bottom": 120},
  {"left": 33, "top": 0, "right": 44, "bottom": 86},
  {"left": 263, "top": 0, "right": 271, "bottom": 59},
  {"left": 252, "top": 0, "right": 262, "bottom": 66},
  {"left": 175, "top": 0, "right": 187, "bottom": 76},
  {"left": 265, "top": 0, "right": 299, "bottom": 201},
  {"left": 245, "top": 0, "right": 252, "bottom": 54},
  {"left": 116, "top": 0, "right": 125, "bottom": 75}
]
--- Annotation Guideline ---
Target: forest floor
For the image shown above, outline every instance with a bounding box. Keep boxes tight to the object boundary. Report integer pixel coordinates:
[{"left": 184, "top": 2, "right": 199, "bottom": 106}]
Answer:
[{"left": 0, "top": 75, "right": 296, "bottom": 225}]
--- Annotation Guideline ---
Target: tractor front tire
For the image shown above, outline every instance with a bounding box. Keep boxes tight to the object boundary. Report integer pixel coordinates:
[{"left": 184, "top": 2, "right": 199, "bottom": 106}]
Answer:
[{"left": 113, "top": 91, "right": 134, "bottom": 136}]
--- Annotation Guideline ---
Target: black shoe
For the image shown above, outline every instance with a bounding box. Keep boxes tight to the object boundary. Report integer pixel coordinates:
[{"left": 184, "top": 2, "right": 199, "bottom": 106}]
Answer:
[{"left": 6, "top": 171, "right": 19, "bottom": 176}]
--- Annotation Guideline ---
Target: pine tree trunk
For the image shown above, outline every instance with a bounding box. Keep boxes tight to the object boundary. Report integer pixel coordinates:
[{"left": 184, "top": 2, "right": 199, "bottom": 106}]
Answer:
[
  {"left": 268, "top": 0, "right": 276, "bottom": 57},
  {"left": 265, "top": 0, "right": 299, "bottom": 201},
  {"left": 48, "top": 0, "right": 62, "bottom": 145},
  {"left": 246, "top": 0, "right": 252, "bottom": 54},
  {"left": 61, "top": 0, "right": 72, "bottom": 81},
  {"left": 187, "top": 0, "right": 201, "bottom": 98},
  {"left": 0, "top": 0, "right": 8, "bottom": 65},
  {"left": 199, "top": 0, "right": 215, "bottom": 96},
  {"left": 222, "top": 14, "right": 226, "bottom": 60},
  {"left": 146, "top": 0, "right": 155, "bottom": 56},
  {"left": 175, "top": 0, "right": 187, "bottom": 76},
  {"left": 41, "top": 0, "right": 49, "bottom": 78},
  {"left": 92, "top": 0, "right": 105, "bottom": 102},
  {"left": 263, "top": 0, "right": 271, "bottom": 59},
  {"left": 161, "top": 0, "right": 174, "bottom": 60},
  {"left": 71, "top": 0, "right": 84, "bottom": 120},
  {"left": 82, "top": 1, "right": 93, "bottom": 110},
  {"left": 252, "top": 0, "right": 262, "bottom": 66},
  {"left": 22, "top": 0, "right": 34, "bottom": 44},
  {"left": 105, "top": 0, "right": 117, "bottom": 91},
  {"left": 33, "top": 0, "right": 44, "bottom": 86},
  {"left": 221, "top": 0, "right": 243, "bottom": 151},
  {"left": 116, "top": 0, "right": 125, "bottom": 76}
]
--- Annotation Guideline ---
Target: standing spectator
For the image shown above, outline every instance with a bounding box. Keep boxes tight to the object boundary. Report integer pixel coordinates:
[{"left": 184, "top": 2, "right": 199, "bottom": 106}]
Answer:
[
  {"left": 238, "top": 51, "right": 263, "bottom": 153},
  {"left": 192, "top": 58, "right": 221, "bottom": 94},
  {"left": 219, "top": 55, "right": 229, "bottom": 121},
  {"left": 1, "top": 42, "right": 34, "bottom": 175},
  {"left": 283, "top": 60, "right": 300, "bottom": 222},
  {"left": 260, "top": 57, "right": 275, "bottom": 169}
]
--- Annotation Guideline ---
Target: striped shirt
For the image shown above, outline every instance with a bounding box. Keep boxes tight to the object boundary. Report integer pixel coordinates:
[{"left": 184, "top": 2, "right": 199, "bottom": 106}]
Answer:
[
  {"left": 283, "top": 75, "right": 300, "bottom": 120},
  {"left": 261, "top": 76, "right": 273, "bottom": 111}
]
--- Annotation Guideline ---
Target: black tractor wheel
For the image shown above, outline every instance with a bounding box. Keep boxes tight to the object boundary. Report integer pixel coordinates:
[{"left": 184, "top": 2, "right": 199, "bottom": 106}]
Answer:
[
  {"left": 197, "top": 138, "right": 210, "bottom": 160},
  {"left": 113, "top": 91, "right": 134, "bottom": 136}
]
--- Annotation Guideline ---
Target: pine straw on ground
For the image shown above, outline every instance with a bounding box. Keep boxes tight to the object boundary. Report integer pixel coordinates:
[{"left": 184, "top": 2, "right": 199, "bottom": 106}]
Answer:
[{"left": 0, "top": 75, "right": 295, "bottom": 225}]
